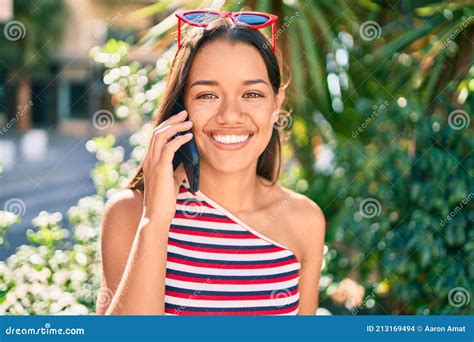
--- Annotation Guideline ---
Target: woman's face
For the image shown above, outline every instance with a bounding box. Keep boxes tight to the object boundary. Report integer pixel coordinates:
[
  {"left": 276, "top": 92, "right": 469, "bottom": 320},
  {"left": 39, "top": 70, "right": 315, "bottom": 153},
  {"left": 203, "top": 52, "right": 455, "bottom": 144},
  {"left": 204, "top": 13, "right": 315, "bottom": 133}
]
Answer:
[{"left": 183, "top": 39, "right": 285, "bottom": 175}]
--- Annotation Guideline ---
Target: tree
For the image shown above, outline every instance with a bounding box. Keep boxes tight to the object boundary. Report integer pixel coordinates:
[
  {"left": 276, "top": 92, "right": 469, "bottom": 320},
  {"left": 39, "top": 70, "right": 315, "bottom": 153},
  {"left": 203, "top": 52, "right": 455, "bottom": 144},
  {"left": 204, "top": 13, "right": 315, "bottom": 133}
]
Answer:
[{"left": 0, "top": 0, "right": 66, "bottom": 132}]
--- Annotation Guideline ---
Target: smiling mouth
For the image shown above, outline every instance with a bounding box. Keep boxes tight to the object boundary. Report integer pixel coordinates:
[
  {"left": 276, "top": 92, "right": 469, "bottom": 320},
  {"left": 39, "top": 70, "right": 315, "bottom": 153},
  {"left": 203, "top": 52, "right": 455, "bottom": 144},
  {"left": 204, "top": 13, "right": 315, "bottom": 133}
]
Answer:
[{"left": 210, "top": 134, "right": 251, "bottom": 144}]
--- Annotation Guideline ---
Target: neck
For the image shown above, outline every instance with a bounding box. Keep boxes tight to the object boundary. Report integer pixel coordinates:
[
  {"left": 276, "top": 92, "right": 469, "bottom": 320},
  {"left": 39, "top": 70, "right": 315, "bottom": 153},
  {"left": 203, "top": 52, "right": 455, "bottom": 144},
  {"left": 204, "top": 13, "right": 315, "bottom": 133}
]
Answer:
[{"left": 198, "top": 160, "right": 262, "bottom": 214}]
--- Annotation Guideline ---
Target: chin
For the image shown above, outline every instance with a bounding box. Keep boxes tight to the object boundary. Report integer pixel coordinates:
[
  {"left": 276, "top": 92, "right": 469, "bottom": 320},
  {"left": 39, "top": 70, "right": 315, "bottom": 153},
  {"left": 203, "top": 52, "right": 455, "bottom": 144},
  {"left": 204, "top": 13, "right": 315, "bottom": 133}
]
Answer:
[{"left": 202, "top": 154, "right": 255, "bottom": 174}]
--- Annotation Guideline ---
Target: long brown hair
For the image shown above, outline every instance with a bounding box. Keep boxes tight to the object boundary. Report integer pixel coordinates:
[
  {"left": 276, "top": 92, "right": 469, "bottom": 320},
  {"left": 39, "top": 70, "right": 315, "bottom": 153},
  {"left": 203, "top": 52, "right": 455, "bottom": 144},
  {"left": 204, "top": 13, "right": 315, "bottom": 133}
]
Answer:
[{"left": 127, "top": 17, "right": 286, "bottom": 192}]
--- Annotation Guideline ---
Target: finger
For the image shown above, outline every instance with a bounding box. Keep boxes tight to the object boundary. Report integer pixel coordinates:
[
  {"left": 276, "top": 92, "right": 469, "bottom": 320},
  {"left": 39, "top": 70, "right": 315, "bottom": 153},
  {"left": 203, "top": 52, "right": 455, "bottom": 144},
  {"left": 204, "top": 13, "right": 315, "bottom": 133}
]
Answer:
[
  {"left": 147, "top": 120, "right": 192, "bottom": 165},
  {"left": 155, "top": 110, "right": 187, "bottom": 131},
  {"left": 152, "top": 119, "right": 193, "bottom": 151},
  {"left": 160, "top": 132, "right": 193, "bottom": 166},
  {"left": 147, "top": 110, "right": 186, "bottom": 160}
]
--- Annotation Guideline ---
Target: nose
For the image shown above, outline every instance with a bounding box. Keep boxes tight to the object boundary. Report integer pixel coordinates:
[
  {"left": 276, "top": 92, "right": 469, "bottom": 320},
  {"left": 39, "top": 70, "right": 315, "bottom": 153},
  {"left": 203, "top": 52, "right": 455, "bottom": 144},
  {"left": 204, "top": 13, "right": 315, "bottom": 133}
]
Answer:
[{"left": 216, "top": 97, "right": 245, "bottom": 125}]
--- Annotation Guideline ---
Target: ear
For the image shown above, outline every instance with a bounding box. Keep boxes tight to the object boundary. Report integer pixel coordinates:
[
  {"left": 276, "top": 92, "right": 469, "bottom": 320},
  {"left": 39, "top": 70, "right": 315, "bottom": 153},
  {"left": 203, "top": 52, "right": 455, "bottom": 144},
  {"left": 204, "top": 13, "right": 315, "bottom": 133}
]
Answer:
[{"left": 271, "top": 87, "right": 286, "bottom": 125}]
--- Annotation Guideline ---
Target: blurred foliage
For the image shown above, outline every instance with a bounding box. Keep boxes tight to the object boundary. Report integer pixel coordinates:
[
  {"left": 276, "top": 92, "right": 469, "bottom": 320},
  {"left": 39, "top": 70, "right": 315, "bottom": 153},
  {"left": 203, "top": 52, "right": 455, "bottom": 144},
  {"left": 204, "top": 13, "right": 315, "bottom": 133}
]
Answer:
[
  {"left": 0, "top": 197, "right": 103, "bottom": 314},
  {"left": 0, "top": 0, "right": 67, "bottom": 73}
]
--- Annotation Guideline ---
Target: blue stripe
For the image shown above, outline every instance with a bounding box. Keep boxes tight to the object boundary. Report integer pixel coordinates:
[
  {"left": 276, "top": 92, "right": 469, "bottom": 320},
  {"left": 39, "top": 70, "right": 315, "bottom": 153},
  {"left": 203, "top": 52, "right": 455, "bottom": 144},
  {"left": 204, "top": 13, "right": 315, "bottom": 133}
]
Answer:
[
  {"left": 175, "top": 209, "right": 230, "bottom": 220},
  {"left": 167, "top": 252, "right": 296, "bottom": 266},
  {"left": 168, "top": 237, "right": 275, "bottom": 250},
  {"left": 165, "top": 301, "right": 299, "bottom": 313},
  {"left": 166, "top": 269, "right": 298, "bottom": 281},
  {"left": 165, "top": 285, "right": 298, "bottom": 297},
  {"left": 170, "top": 224, "right": 252, "bottom": 236}
]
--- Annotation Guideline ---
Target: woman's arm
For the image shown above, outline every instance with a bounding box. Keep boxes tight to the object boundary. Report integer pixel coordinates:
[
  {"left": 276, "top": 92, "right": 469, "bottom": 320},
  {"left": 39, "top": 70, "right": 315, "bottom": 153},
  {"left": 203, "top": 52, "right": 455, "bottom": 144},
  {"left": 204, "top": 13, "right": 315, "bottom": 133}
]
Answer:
[
  {"left": 295, "top": 200, "right": 326, "bottom": 315},
  {"left": 97, "top": 190, "right": 171, "bottom": 315}
]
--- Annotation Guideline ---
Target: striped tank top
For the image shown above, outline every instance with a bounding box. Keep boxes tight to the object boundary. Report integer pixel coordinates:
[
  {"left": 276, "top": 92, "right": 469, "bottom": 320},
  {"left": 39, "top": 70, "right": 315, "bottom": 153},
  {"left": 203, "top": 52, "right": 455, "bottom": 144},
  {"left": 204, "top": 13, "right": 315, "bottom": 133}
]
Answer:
[{"left": 164, "top": 181, "right": 301, "bottom": 315}]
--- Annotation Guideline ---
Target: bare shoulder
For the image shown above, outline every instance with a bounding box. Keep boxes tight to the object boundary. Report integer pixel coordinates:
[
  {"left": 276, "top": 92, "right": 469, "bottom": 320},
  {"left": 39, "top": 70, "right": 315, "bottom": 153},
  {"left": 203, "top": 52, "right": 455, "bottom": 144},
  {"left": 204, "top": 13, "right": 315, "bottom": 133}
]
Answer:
[
  {"left": 277, "top": 185, "right": 325, "bottom": 227},
  {"left": 103, "top": 189, "right": 143, "bottom": 224},
  {"left": 104, "top": 189, "right": 143, "bottom": 216},
  {"left": 273, "top": 185, "right": 326, "bottom": 259},
  {"left": 101, "top": 189, "right": 144, "bottom": 246}
]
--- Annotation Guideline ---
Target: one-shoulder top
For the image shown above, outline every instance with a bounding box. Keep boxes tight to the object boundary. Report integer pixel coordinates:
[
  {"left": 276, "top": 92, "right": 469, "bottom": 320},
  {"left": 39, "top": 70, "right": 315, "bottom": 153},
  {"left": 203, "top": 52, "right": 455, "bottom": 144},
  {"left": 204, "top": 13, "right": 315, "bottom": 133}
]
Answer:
[{"left": 164, "top": 180, "right": 301, "bottom": 315}]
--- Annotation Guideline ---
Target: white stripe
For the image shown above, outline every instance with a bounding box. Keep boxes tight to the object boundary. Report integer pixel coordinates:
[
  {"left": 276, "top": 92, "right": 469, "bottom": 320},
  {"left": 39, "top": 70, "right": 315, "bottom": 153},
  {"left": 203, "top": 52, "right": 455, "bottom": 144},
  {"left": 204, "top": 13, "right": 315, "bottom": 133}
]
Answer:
[
  {"left": 171, "top": 218, "right": 246, "bottom": 232},
  {"left": 164, "top": 294, "right": 299, "bottom": 309},
  {"left": 167, "top": 244, "right": 295, "bottom": 261},
  {"left": 280, "top": 308, "right": 299, "bottom": 315},
  {"left": 166, "top": 260, "right": 300, "bottom": 276},
  {"left": 168, "top": 231, "right": 272, "bottom": 247},
  {"left": 165, "top": 277, "right": 300, "bottom": 292},
  {"left": 176, "top": 204, "right": 223, "bottom": 217}
]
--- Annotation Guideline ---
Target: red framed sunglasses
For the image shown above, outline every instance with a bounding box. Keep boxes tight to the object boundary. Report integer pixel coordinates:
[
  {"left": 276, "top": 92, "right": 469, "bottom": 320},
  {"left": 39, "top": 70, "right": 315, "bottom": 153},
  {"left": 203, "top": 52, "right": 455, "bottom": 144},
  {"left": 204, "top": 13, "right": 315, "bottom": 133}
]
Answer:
[{"left": 175, "top": 10, "right": 279, "bottom": 53}]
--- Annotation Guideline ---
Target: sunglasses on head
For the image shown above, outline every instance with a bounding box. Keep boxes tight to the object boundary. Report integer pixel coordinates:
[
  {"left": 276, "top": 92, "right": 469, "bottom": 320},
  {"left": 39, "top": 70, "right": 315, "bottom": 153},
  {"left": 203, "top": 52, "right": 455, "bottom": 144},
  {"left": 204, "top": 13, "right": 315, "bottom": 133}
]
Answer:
[{"left": 175, "top": 10, "right": 279, "bottom": 53}]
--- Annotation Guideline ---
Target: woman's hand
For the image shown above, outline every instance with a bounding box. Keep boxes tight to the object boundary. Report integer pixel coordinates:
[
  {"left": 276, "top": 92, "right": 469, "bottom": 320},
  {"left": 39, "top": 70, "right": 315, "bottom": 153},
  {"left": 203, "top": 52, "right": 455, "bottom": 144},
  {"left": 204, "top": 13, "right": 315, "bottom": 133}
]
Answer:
[
  {"left": 141, "top": 110, "right": 193, "bottom": 221},
  {"left": 99, "top": 109, "right": 194, "bottom": 315}
]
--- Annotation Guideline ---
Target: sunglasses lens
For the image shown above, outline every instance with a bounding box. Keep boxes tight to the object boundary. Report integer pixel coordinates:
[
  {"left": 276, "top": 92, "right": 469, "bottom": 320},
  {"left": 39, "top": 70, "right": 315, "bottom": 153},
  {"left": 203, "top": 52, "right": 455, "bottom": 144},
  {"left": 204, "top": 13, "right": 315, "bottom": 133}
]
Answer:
[
  {"left": 183, "top": 12, "right": 220, "bottom": 24},
  {"left": 234, "top": 14, "right": 270, "bottom": 25}
]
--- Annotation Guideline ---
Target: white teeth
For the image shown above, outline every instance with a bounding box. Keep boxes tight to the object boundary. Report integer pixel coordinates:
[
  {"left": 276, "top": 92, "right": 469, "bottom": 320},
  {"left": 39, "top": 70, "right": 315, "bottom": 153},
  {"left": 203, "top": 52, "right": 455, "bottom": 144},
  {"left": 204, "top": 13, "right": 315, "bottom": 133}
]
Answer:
[{"left": 211, "top": 134, "right": 250, "bottom": 144}]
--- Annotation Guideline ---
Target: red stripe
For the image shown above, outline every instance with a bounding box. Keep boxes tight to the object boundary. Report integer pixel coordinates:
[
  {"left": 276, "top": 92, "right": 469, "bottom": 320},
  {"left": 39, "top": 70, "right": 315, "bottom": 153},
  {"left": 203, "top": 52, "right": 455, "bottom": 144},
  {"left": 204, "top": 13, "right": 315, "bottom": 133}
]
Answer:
[
  {"left": 170, "top": 227, "right": 255, "bottom": 239},
  {"left": 168, "top": 240, "right": 282, "bottom": 254},
  {"left": 178, "top": 187, "right": 190, "bottom": 194},
  {"left": 165, "top": 304, "right": 298, "bottom": 315},
  {"left": 165, "top": 288, "right": 298, "bottom": 301},
  {"left": 174, "top": 213, "right": 234, "bottom": 223},
  {"left": 176, "top": 199, "right": 214, "bottom": 209},
  {"left": 167, "top": 256, "right": 295, "bottom": 269},
  {"left": 166, "top": 272, "right": 298, "bottom": 285}
]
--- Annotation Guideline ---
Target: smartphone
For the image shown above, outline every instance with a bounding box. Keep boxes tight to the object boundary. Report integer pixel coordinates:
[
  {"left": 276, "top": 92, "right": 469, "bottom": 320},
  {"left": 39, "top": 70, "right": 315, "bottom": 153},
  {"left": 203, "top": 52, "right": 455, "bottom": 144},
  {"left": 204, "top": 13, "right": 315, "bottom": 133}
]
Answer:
[{"left": 171, "top": 102, "right": 200, "bottom": 193}]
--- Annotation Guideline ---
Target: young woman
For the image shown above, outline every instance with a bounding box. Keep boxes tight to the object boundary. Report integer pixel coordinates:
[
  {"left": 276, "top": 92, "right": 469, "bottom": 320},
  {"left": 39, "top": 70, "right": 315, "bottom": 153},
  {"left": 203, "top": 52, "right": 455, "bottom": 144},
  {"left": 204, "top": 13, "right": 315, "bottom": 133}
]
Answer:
[{"left": 97, "top": 11, "right": 326, "bottom": 316}]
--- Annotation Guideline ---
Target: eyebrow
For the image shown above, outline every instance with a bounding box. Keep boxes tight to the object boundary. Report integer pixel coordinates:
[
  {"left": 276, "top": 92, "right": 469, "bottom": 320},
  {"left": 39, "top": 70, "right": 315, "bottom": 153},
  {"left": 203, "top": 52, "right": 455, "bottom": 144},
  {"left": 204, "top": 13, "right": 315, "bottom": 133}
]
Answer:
[{"left": 189, "top": 79, "right": 269, "bottom": 88}]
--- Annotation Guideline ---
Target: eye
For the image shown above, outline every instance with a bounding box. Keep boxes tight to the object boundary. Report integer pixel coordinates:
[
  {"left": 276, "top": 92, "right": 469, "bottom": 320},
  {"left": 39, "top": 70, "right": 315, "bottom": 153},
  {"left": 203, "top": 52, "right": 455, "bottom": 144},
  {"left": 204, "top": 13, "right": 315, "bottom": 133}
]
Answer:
[
  {"left": 196, "top": 93, "right": 218, "bottom": 100},
  {"left": 243, "top": 92, "right": 264, "bottom": 98}
]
